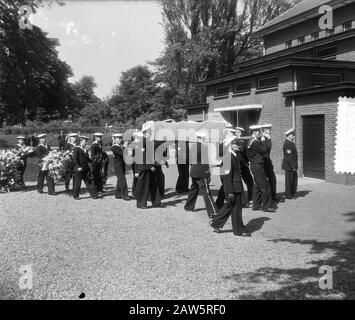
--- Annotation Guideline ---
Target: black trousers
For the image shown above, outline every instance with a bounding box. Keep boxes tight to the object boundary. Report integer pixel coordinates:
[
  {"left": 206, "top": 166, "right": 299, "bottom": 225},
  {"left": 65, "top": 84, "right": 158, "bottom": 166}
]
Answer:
[
  {"left": 241, "top": 163, "right": 254, "bottom": 202},
  {"left": 212, "top": 192, "right": 244, "bottom": 234},
  {"left": 65, "top": 172, "right": 75, "bottom": 192},
  {"left": 14, "top": 166, "right": 26, "bottom": 190},
  {"left": 37, "top": 170, "right": 55, "bottom": 194},
  {"left": 155, "top": 165, "right": 165, "bottom": 197},
  {"left": 73, "top": 170, "right": 97, "bottom": 199},
  {"left": 134, "top": 170, "right": 161, "bottom": 208},
  {"left": 92, "top": 165, "right": 103, "bottom": 192},
  {"left": 285, "top": 170, "right": 298, "bottom": 199},
  {"left": 251, "top": 164, "right": 271, "bottom": 210},
  {"left": 115, "top": 166, "right": 129, "bottom": 199},
  {"left": 132, "top": 164, "right": 137, "bottom": 195},
  {"left": 176, "top": 164, "right": 190, "bottom": 193},
  {"left": 265, "top": 163, "right": 277, "bottom": 201},
  {"left": 184, "top": 177, "right": 217, "bottom": 217}
]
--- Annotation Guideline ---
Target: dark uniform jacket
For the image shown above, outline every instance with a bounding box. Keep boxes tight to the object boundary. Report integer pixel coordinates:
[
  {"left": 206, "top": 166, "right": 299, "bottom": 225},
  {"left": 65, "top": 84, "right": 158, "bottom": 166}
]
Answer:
[
  {"left": 247, "top": 138, "right": 267, "bottom": 165},
  {"left": 35, "top": 144, "right": 51, "bottom": 167},
  {"left": 65, "top": 142, "right": 75, "bottom": 151},
  {"left": 135, "top": 138, "right": 155, "bottom": 173},
  {"left": 111, "top": 143, "right": 125, "bottom": 170},
  {"left": 221, "top": 151, "right": 244, "bottom": 194},
  {"left": 282, "top": 139, "right": 298, "bottom": 171},
  {"left": 73, "top": 146, "right": 91, "bottom": 172},
  {"left": 90, "top": 142, "right": 103, "bottom": 166},
  {"left": 175, "top": 141, "right": 189, "bottom": 165},
  {"left": 261, "top": 138, "right": 274, "bottom": 168},
  {"left": 190, "top": 142, "right": 210, "bottom": 179}
]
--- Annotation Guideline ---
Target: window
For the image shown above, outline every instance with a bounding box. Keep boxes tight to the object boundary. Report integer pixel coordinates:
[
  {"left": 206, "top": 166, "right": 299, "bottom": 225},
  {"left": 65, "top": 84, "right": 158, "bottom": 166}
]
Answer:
[
  {"left": 312, "top": 73, "right": 343, "bottom": 86},
  {"left": 326, "top": 28, "right": 334, "bottom": 36},
  {"left": 313, "top": 47, "right": 337, "bottom": 60},
  {"left": 285, "top": 40, "right": 292, "bottom": 49},
  {"left": 311, "top": 32, "right": 319, "bottom": 41},
  {"left": 234, "top": 82, "right": 251, "bottom": 94},
  {"left": 298, "top": 36, "right": 305, "bottom": 45},
  {"left": 214, "top": 86, "right": 229, "bottom": 98},
  {"left": 343, "top": 21, "right": 352, "bottom": 32},
  {"left": 257, "top": 76, "right": 278, "bottom": 90}
]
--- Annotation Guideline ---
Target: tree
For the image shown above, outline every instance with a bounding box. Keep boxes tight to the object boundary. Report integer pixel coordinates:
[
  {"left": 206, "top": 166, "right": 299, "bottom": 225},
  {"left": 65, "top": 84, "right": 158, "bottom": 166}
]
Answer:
[{"left": 0, "top": 0, "right": 74, "bottom": 125}]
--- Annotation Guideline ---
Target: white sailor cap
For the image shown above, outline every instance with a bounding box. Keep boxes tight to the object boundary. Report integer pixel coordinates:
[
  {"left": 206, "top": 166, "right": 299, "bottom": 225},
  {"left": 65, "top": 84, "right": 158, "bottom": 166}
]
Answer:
[
  {"left": 163, "top": 119, "right": 173, "bottom": 123},
  {"left": 249, "top": 125, "right": 263, "bottom": 131},
  {"left": 261, "top": 124, "right": 272, "bottom": 129},
  {"left": 285, "top": 128, "right": 295, "bottom": 136},
  {"left": 79, "top": 135, "right": 89, "bottom": 140},
  {"left": 235, "top": 127, "right": 245, "bottom": 132},
  {"left": 196, "top": 131, "right": 208, "bottom": 138},
  {"left": 93, "top": 132, "right": 104, "bottom": 137},
  {"left": 112, "top": 133, "right": 123, "bottom": 138},
  {"left": 38, "top": 133, "right": 47, "bottom": 138},
  {"left": 17, "top": 136, "right": 25, "bottom": 140},
  {"left": 225, "top": 126, "right": 238, "bottom": 133},
  {"left": 68, "top": 133, "right": 78, "bottom": 138}
]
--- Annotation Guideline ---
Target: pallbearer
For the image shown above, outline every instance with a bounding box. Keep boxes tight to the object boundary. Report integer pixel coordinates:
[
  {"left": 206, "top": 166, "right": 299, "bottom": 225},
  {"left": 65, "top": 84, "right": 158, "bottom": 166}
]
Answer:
[
  {"left": 72, "top": 136, "right": 97, "bottom": 200},
  {"left": 134, "top": 130, "right": 161, "bottom": 209},
  {"left": 282, "top": 129, "right": 298, "bottom": 200},
  {"left": 260, "top": 124, "right": 280, "bottom": 203},
  {"left": 210, "top": 138, "right": 251, "bottom": 237},
  {"left": 35, "top": 133, "right": 55, "bottom": 195},
  {"left": 112, "top": 133, "right": 130, "bottom": 201},
  {"left": 175, "top": 140, "right": 190, "bottom": 194},
  {"left": 90, "top": 133, "right": 104, "bottom": 198},
  {"left": 184, "top": 132, "right": 218, "bottom": 219},
  {"left": 248, "top": 126, "right": 276, "bottom": 212},
  {"left": 64, "top": 133, "right": 77, "bottom": 194},
  {"left": 235, "top": 127, "right": 254, "bottom": 208}
]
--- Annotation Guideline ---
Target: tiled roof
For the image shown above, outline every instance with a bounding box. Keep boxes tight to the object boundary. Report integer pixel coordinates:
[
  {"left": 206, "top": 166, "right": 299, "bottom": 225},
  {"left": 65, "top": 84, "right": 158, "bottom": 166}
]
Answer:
[{"left": 255, "top": 0, "right": 334, "bottom": 35}]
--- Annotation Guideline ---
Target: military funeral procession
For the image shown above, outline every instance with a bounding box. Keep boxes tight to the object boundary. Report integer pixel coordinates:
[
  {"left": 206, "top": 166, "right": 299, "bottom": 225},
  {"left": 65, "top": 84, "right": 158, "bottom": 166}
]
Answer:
[{"left": 1, "top": 0, "right": 355, "bottom": 304}]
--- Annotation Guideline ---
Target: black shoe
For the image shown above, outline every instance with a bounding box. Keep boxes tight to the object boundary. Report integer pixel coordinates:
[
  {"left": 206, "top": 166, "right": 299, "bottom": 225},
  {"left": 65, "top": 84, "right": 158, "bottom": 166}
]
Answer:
[
  {"left": 243, "top": 202, "right": 251, "bottom": 208},
  {"left": 234, "top": 232, "right": 252, "bottom": 237},
  {"left": 74, "top": 197, "right": 80, "bottom": 201},
  {"left": 48, "top": 193, "right": 57, "bottom": 196},
  {"left": 137, "top": 206, "right": 148, "bottom": 209},
  {"left": 263, "top": 207, "right": 277, "bottom": 213},
  {"left": 209, "top": 221, "right": 221, "bottom": 234},
  {"left": 38, "top": 190, "right": 43, "bottom": 194},
  {"left": 252, "top": 207, "right": 262, "bottom": 211},
  {"left": 184, "top": 208, "right": 194, "bottom": 212},
  {"left": 123, "top": 197, "right": 131, "bottom": 201},
  {"left": 115, "top": 196, "right": 122, "bottom": 200}
]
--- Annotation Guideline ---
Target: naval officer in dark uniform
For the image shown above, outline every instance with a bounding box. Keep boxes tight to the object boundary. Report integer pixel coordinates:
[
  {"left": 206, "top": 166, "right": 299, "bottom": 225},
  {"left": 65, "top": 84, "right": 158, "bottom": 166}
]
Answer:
[
  {"left": 90, "top": 133, "right": 104, "bottom": 198},
  {"left": 72, "top": 136, "right": 97, "bottom": 200},
  {"left": 175, "top": 140, "right": 190, "bottom": 194},
  {"left": 210, "top": 138, "right": 251, "bottom": 237},
  {"left": 111, "top": 133, "right": 130, "bottom": 200},
  {"left": 282, "top": 128, "right": 298, "bottom": 200},
  {"left": 64, "top": 133, "right": 77, "bottom": 194},
  {"left": 14, "top": 136, "right": 32, "bottom": 190},
  {"left": 184, "top": 132, "right": 219, "bottom": 219},
  {"left": 134, "top": 131, "right": 161, "bottom": 209},
  {"left": 260, "top": 124, "right": 281, "bottom": 204},
  {"left": 35, "top": 133, "right": 55, "bottom": 195},
  {"left": 248, "top": 126, "right": 276, "bottom": 212}
]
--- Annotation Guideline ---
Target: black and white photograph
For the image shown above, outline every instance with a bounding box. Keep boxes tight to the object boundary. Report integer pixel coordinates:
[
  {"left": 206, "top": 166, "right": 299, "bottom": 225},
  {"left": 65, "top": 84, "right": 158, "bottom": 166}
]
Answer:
[{"left": 1, "top": 0, "right": 355, "bottom": 305}]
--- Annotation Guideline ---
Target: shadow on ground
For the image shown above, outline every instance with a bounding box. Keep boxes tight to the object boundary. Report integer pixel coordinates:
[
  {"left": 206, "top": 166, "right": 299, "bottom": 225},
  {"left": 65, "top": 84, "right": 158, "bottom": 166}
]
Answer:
[{"left": 221, "top": 212, "right": 355, "bottom": 300}]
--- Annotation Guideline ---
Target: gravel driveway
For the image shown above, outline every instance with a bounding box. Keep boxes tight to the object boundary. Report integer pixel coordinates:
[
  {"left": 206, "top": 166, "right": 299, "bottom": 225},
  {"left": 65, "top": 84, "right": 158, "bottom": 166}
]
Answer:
[{"left": 1, "top": 161, "right": 355, "bottom": 300}]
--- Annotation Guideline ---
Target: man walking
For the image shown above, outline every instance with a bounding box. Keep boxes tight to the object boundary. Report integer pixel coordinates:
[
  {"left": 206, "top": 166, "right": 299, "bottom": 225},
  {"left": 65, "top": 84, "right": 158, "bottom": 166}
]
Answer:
[
  {"left": 112, "top": 133, "right": 130, "bottom": 201},
  {"left": 72, "top": 136, "right": 97, "bottom": 200},
  {"left": 210, "top": 138, "right": 251, "bottom": 237},
  {"left": 35, "top": 133, "right": 55, "bottom": 195},
  {"left": 282, "top": 129, "right": 298, "bottom": 200},
  {"left": 248, "top": 125, "right": 276, "bottom": 212},
  {"left": 90, "top": 133, "right": 104, "bottom": 198},
  {"left": 184, "top": 132, "right": 219, "bottom": 219}
]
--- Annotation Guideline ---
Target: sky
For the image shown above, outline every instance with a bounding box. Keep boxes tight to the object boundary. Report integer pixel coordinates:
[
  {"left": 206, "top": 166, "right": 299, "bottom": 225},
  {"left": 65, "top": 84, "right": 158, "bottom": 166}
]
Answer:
[{"left": 31, "top": 0, "right": 165, "bottom": 98}]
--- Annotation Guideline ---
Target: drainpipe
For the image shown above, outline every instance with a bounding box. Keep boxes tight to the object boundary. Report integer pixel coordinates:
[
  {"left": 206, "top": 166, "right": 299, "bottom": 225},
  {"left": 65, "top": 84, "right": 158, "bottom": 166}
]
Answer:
[{"left": 292, "top": 70, "right": 297, "bottom": 134}]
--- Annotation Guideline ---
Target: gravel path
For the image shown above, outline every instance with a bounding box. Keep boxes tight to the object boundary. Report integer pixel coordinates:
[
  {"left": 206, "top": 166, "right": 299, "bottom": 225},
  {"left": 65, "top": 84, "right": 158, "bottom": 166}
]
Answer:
[{"left": 1, "top": 164, "right": 355, "bottom": 300}]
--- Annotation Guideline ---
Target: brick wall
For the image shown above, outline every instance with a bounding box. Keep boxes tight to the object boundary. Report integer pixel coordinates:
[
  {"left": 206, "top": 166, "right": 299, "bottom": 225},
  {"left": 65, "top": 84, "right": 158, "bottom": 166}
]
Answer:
[{"left": 292, "top": 93, "right": 355, "bottom": 186}]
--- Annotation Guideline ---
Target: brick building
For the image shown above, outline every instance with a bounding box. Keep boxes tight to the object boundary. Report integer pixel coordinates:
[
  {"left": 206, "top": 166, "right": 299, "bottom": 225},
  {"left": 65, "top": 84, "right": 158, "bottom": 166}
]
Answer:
[{"left": 186, "top": 0, "right": 355, "bottom": 185}]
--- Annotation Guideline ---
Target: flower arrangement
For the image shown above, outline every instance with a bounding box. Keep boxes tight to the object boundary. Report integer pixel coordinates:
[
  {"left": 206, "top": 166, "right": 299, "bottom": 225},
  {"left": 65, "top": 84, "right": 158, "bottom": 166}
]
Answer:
[
  {"left": 41, "top": 150, "right": 67, "bottom": 183},
  {"left": 0, "top": 150, "right": 24, "bottom": 192}
]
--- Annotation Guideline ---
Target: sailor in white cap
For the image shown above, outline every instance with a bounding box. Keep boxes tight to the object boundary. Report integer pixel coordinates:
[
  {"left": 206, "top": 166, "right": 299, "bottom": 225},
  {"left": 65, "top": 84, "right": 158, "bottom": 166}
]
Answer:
[
  {"left": 282, "top": 128, "right": 298, "bottom": 200},
  {"left": 112, "top": 133, "right": 130, "bottom": 201},
  {"left": 184, "top": 130, "right": 218, "bottom": 219},
  {"left": 72, "top": 135, "right": 98, "bottom": 200},
  {"left": 248, "top": 125, "right": 276, "bottom": 212},
  {"left": 90, "top": 132, "right": 105, "bottom": 198},
  {"left": 13, "top": 136, "right": 31, "bottom": 190},
  {"left": 260, "top": 124, "right": 282, "bottom": 204},
  {"left": 35, "top": 133, "right": 56, "bottom": 195},
  {"left": 63, "top": 133, "right": 78, "bottom": 194}
]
